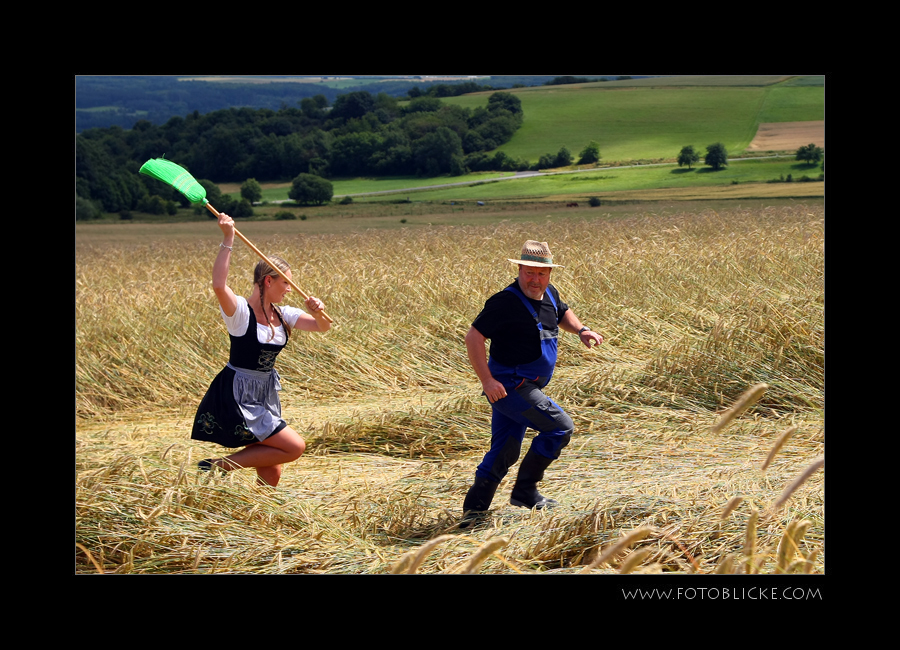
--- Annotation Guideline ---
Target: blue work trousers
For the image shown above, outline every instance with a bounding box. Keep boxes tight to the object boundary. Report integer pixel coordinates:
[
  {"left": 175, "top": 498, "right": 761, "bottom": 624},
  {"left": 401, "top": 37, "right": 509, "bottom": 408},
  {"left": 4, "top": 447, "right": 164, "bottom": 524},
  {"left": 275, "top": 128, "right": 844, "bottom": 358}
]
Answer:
[{"left": 475, "top": 377, "right": 574, "bottom": 483}]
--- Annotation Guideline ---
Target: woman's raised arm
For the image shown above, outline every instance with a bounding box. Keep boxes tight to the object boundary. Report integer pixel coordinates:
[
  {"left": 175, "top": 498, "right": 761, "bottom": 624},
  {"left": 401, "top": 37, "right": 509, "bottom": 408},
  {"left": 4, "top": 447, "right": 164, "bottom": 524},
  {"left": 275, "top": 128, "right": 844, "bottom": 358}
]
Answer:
[{"left": 213, "top": 213, "right": 239, "bottom": 317}]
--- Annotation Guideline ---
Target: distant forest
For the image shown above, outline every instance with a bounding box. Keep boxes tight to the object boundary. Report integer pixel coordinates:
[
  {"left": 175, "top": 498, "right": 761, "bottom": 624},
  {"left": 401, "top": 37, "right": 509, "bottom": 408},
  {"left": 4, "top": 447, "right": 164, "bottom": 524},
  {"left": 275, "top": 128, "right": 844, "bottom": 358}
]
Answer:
[{"left": 75, "top": 76, "right": 634, "bottom": 132}]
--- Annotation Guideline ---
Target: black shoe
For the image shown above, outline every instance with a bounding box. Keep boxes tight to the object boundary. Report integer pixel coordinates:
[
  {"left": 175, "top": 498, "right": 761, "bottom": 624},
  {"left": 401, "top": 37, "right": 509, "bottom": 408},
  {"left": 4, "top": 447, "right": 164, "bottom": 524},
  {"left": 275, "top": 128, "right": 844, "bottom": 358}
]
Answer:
[
  {"left": 460, "top": 476, "right": 500, "bottom": 528},
  {"left": 509, "top": 450, "right": 558, "bottom": 509},
  {"left": 198, "top": 458, "right": 227, "bottom": 472}
]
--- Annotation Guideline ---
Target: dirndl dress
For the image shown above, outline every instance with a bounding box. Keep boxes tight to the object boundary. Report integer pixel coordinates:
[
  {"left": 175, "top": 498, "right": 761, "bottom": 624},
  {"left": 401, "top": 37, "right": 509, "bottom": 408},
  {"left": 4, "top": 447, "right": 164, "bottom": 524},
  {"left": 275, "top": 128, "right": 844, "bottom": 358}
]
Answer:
[{"left": 191, "top": 301, "right": 291, "bottom": 448}]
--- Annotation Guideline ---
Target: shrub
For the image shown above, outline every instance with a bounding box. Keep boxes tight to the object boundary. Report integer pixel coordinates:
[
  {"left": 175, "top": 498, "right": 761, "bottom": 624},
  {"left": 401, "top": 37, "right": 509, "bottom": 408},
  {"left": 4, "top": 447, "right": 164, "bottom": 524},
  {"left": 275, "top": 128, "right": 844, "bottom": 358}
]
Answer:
[
  {"left": 555, "top": 146, "right": 573, "bottom": 168},
  {"left": 217, "top": 195, "right": 238, "bottom": 215},
  {"left": 536, "top": 153, "right": 556, "bottom": 170},
  {"left": 588, "top": 196, "right": 601, "bottom": 207},
  {"left": 339, "top": 195, "right": 353, "bottom": 205},
  {"left": 138, "top": 195, "right": 167, "bottom": 215},
  {"left": 289, "top": 173, "right": 333, "bottom": 205},
  {"left": 578, "top": 141, "right": 601, "bottom": 165},
  {"left": 75, "top": 196, "right": 101, "bottom": 221},
  {"left": 232, "top": 199, "right": 254, "bottom": 218},
  {"left": 240, "top": 178, "right": 263, "bottom": 204},
  {"left": 275, "top": 211, "right": 297, "bottom": 220}
]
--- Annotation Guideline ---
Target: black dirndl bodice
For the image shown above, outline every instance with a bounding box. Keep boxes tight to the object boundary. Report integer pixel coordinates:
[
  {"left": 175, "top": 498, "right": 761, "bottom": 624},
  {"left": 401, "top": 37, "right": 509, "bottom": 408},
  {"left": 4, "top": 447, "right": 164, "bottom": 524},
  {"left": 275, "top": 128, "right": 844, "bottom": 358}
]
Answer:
[
  {"left": 228, "top": 304, "right": 289, "bottom": 370},
  {"left": 191, "top": 303, "right": 291, "bottom": 448}
]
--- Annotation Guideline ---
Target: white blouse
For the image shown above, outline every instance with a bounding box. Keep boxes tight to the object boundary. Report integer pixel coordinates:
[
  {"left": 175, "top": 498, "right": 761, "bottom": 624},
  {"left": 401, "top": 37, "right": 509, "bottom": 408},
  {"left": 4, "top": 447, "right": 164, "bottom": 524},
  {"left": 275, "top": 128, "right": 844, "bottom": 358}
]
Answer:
[{"left": 220, "top": 296, "right": 304, "bottom": 346}]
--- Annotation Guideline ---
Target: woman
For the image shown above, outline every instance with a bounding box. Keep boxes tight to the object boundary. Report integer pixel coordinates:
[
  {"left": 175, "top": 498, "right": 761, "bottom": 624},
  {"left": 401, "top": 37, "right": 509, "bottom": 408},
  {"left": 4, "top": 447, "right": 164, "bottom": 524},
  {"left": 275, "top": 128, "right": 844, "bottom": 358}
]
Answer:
[{"left": 191, "top": 212, "right": 330, "bottom": 486}]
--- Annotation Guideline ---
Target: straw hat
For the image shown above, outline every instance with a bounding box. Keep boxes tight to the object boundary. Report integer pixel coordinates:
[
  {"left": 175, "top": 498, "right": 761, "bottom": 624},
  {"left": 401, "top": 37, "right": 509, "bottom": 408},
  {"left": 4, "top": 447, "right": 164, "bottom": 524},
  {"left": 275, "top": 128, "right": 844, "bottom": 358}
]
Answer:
[{"left": 507, "top": 240, "right": 564, "bottom": 268}]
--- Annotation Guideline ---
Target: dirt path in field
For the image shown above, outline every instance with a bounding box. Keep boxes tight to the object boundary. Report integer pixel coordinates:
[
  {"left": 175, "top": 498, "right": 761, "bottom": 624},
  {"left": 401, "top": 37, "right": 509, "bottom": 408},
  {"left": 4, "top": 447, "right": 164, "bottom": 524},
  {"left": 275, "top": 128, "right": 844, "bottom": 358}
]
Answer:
[{"left": 747, "top": 121, "right": 825, "bottom": 151}]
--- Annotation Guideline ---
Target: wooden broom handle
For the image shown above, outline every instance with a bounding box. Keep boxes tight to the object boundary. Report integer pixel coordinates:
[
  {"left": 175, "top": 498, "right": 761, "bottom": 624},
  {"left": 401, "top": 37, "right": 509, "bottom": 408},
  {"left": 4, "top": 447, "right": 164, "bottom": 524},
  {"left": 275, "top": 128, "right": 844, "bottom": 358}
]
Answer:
[{"left": 206, "top": 203, "right": 333, "bottom": 324}]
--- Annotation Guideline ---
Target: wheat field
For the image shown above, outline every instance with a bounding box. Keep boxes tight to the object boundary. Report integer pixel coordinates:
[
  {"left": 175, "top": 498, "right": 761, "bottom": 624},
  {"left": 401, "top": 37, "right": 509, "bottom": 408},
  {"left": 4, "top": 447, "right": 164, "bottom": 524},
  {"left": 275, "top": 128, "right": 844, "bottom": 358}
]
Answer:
[{"left": 75, "top": 202, "right": 824, "bottom": 575}]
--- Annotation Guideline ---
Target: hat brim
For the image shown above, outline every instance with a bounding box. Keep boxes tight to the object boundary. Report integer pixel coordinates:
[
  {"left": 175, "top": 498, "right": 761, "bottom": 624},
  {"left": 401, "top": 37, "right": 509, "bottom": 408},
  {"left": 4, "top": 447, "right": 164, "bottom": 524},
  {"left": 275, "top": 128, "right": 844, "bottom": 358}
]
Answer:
[{"left": 508, "top": 259, "right": 564, "bottom": 268}]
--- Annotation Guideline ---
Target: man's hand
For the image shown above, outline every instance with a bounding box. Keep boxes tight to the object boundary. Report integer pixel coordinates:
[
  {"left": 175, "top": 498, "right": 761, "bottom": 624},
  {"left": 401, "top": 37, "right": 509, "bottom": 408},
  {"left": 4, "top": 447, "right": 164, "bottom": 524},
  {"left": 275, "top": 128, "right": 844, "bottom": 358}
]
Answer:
[
  {"left": 482, "top": 378, "right": 508, "bottom": 403},
  {"left": 579, "top": 330, "right": 604, "bottom": 348},
  {"left": 465, "top": 326, "right": 508, "bottom": 403}
]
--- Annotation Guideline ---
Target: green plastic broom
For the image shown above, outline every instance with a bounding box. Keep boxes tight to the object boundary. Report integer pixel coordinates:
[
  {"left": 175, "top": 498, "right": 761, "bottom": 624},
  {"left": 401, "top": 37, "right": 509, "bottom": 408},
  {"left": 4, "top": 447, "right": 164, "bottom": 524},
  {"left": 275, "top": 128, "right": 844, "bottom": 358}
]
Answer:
[{"left": 140, "top": 157, "right": 332, "bottom": 324}]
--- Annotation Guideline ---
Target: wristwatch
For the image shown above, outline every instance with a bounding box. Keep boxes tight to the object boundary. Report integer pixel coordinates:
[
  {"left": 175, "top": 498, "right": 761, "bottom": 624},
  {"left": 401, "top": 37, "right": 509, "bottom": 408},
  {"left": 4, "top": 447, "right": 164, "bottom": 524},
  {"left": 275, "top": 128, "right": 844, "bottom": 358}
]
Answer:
[{"left": 578, "top": 326, "right": 591, "bottom": 334}]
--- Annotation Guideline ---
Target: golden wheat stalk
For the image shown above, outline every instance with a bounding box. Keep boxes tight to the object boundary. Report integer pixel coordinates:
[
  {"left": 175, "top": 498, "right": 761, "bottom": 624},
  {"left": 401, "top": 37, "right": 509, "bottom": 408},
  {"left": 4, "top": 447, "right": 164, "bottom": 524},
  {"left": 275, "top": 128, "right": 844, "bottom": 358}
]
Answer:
[
  {"left": 709, "top": 383, "right": 768, "bottom": 434},
  {"left": 762, "top": 425, "right": 799, "bottom": 471},
  {"left": 76, "top": 542, "right": 105, "bottom": 574},
  {"left": 775, "top": 519, "right": 811, "bottom": 573},
  {"left": 721, "top": 495, "right": 743, "bottom": 519},
  {"left": 787, "top": 558, "right": 812, "bottom": 574},
  {"left": 619, "top": 547, "right": 653, "bottom": 574},
  {"left": 799, "top": 548, "right": 820, "bottom": 574},
  {"left": 714, "top": 553, "right": 737, "bottom": 574},
  {"left": 458, "top": 537, "right": 510, "bottom": 574},
  {"left": 742, "top": 508, "right": 759, "bottom": 574},
  {"left": 775, "top": 522, "right": 797, "bottom": 573},
  {"left": 391, "top": 534, "right": 457, "bottom": 574},
  {"left": 580, "top": 526, "right": 653, "bottom": 573},
  {"left": 773, "top": 456, "right": 824, "bottom": 509}
]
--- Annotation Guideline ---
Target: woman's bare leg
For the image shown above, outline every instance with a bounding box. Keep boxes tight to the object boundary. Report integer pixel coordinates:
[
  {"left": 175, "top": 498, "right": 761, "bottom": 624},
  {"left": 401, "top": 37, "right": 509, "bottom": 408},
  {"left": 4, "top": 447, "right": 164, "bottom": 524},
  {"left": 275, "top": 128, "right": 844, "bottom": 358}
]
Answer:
[{"left": 209, "top": 427, "right": 306, "bottom": 487}]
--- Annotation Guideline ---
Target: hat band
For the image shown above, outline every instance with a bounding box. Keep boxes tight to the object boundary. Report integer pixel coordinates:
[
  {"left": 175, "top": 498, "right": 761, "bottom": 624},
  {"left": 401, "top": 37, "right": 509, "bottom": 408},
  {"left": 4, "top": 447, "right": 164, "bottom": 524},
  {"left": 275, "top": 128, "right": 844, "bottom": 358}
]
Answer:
[{"left": 521, "top": 253, "right": 553, "bottom": 264}]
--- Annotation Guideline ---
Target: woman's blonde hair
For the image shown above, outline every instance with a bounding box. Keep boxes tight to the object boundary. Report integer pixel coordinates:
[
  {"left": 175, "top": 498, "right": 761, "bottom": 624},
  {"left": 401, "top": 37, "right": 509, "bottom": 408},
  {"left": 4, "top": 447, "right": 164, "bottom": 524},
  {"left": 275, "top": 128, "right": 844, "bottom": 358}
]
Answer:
[{"left": 254, "top": 256, "right": 292, "bottom": 342}]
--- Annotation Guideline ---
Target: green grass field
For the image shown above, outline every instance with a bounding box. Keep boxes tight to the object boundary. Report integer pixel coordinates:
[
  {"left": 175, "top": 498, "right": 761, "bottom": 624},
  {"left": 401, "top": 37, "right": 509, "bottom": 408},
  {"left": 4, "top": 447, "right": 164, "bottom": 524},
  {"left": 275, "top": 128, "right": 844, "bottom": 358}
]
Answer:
[
  {"left": 443, "top": 77, "right": 824, "bottom": 164},
  {"left": 358, "top": 158, "right": 823, "bottom": 203},
  {"left": 236, "top": 172, "right": 517, "bottom": 203},
  {"left": 756, "top": 85, "right": 826, "bottom": 123},
  {"left": 232, "top": 157, "right": 823, "bottom": 204}
]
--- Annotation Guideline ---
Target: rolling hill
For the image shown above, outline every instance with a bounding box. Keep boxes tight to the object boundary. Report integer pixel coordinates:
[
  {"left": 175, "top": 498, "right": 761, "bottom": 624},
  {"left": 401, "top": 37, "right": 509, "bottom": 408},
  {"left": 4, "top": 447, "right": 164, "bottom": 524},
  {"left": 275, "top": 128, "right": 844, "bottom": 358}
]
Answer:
[{"left": 443, "top": 75, "right": 824, "bottom": 164}]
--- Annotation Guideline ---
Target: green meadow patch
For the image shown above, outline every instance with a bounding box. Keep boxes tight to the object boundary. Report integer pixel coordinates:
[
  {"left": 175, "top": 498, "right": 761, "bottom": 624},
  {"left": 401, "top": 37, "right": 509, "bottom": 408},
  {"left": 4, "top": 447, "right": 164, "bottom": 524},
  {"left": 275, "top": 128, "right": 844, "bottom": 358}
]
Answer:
[
  {"left": 236, "top": 158, "right": 824, "bottom": 206},
  {"left": 353, "top": 157, "right": 823, "bottom": 203},
  {"left": 757, "top": 85, "right": 825, "bottom": 123},
  {"left": 232, "top": 172, "right": 517, "bottom": 202},
  {"left": 331, "top": 172, "right": 513, "bottom": 196}
]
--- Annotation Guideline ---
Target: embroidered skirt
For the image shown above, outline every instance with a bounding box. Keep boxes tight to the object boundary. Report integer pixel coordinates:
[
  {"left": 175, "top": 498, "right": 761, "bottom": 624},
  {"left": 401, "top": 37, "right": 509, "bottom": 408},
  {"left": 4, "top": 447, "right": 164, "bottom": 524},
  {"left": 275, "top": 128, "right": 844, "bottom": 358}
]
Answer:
[{"left": 191, "top": 363, "right": 286, "bottom": 448}]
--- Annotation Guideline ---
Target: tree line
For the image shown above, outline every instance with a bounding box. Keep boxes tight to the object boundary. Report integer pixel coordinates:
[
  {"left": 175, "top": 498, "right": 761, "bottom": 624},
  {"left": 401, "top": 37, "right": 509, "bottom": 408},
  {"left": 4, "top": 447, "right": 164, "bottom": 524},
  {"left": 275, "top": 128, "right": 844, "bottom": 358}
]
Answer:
[
  {"left": 677, "top": 142, "right": 825, "bottom": 171},
  {"left": 544, "top": 76, "right": 634, "bottom": 85},
  {"left": 75, "top": 76, "right": 571, "bottom": 132},
  {"left": 76, "top": 90, "right": 530, "bottom": 216}
]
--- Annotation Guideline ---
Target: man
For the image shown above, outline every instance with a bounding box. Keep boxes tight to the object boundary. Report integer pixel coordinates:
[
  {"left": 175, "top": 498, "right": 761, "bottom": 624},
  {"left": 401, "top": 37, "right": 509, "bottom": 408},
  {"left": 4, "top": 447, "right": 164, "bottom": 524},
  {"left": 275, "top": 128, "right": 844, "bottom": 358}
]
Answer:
[{"left": 461, "top": 240, "right": 604, "bottom": 526}]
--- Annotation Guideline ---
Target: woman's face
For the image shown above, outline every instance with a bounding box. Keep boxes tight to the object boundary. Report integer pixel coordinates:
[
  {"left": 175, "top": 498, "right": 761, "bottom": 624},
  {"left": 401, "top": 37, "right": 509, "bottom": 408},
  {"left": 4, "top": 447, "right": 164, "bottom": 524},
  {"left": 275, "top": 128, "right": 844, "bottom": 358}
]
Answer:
[{"left": 265, "top": 269, "right": 293, "bottom": 303}]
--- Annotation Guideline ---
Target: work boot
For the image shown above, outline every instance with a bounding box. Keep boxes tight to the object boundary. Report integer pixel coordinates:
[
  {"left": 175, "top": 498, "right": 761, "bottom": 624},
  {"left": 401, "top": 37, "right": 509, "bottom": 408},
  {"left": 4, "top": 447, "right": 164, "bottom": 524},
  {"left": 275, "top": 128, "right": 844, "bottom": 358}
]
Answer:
[
  {"left": 460, "top": 476, "right": 500, "bottom": 528},
  {"left": 510, "top": 450, "right": 558, "bottom": 509}
]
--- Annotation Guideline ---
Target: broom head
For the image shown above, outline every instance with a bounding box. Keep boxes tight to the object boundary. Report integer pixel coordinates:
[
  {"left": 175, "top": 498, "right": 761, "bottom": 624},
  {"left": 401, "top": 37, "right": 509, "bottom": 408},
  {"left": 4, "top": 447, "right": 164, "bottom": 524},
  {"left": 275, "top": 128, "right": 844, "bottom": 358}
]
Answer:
[{"left": 139, "top": 158, "right": 208, "bottom": 204}]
